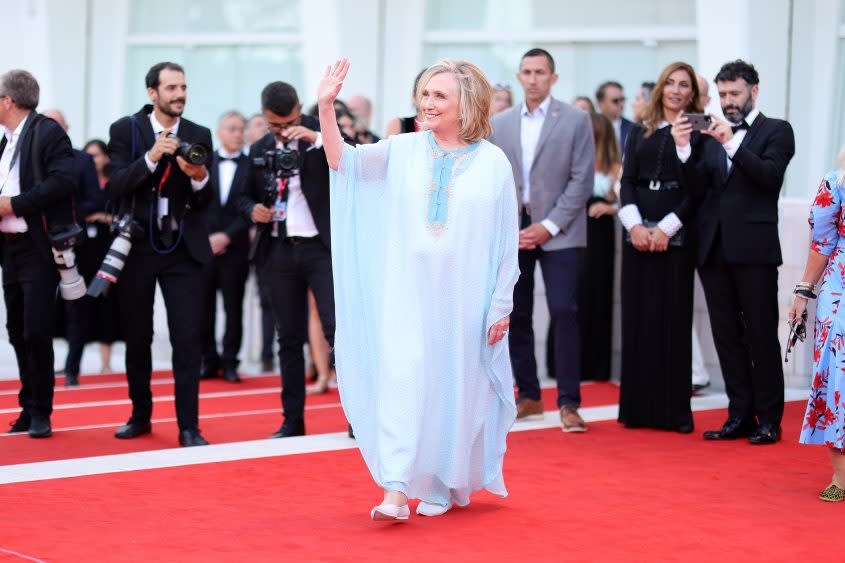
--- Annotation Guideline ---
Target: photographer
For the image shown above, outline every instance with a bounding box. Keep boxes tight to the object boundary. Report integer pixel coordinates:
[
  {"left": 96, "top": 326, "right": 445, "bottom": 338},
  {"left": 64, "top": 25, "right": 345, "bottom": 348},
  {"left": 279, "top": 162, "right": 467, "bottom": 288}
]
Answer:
[
  {"left": 105, "top": 62, "right": 213, "bottom": 447},
  {"left": 238, "top": 81, "right": 334, "bottom": 438},
  {"left": 0, "top": 70, "right": 75, "bottom": 438}
]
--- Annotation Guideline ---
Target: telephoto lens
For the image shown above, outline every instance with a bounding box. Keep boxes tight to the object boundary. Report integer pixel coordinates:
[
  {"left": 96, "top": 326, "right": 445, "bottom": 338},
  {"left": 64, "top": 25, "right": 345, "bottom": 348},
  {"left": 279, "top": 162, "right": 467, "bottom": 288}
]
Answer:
[
  {"left": 49, "top": 224, "right": 87, "bottom": 300},
  {"left": 87, "top": 214, "right": 140, "bottom": 298}
]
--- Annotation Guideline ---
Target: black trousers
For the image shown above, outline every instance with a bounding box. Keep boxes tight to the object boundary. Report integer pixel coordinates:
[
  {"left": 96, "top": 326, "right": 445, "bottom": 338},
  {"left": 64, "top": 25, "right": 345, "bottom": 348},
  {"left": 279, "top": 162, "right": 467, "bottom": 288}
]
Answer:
[
  {"left": 2, "top": 235, "right": 58, "bottom": 419},
  {"left": 698, "top": 237, "right": 784, "bottom": 426},
  {"left": 510, "top": 213, "right": 583, "bottom": 408},
  {"left": 255, "top": 262, "right": 276, "bottom": 363},
  {"left": 117, "top": 240, "right": 203, "bottom": 431},
  {"left": 262, "top": 236, "right": 335, "bottom": 427},
  {"left": 201, "top": 250, "right": 249, "bottom": 368}
]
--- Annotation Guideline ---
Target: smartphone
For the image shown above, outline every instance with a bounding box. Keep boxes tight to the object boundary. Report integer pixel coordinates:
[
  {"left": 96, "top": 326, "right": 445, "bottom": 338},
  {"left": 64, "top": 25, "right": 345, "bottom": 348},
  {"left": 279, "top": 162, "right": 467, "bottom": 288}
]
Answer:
[{"left": 685, "top": 113, "right": 712, "bottom": 131}]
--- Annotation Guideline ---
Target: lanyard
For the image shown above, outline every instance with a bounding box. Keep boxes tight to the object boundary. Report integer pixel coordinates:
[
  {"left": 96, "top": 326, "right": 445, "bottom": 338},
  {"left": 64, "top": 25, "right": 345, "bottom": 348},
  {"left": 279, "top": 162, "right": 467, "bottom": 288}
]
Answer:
[{"left": 277, "top": 177, "right": 289, "bottom": 200}]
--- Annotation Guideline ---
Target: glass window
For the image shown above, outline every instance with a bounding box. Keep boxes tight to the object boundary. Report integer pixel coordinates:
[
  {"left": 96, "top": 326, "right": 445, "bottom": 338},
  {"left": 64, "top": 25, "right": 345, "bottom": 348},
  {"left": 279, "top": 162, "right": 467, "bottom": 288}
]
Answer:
[
  {"left": 129, "top": 0, "right": 299, "bottom": 34},
  {"left": 831, "top": 39, "right": 845, "bottom": 166},
  {"left": 421, "top": 41, "right": 697, "bottom": 120},
  {"left": 125, "top": 45, "right": 303, "bottom": 134}
]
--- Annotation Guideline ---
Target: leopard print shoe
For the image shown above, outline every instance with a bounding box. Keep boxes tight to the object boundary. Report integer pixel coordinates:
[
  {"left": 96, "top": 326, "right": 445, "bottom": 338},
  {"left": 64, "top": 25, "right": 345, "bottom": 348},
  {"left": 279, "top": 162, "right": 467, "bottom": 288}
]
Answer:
[{"left": 818, "top": 483, "right": 845, "bottom": 502}]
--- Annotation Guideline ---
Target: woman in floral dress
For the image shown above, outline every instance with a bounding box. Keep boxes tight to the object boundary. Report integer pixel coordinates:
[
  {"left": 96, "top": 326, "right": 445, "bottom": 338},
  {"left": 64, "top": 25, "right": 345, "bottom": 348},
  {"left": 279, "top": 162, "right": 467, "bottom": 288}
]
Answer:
[{"left": 791, "top": 156, "right": 845, "bottom": 503}]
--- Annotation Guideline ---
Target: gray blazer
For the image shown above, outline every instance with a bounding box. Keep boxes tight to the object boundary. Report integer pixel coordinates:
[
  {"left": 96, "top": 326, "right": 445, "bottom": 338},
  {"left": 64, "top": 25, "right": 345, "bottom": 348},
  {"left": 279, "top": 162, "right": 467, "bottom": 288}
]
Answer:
[{"left": 489, "top": 97, "right": 595, "bottom": 250}]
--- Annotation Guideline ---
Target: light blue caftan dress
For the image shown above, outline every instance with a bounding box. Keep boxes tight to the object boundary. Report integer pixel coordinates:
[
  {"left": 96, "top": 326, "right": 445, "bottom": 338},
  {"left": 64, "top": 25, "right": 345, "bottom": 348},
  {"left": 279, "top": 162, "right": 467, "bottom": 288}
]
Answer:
[
  {"left": 330, "top": 130, "right": 519, "bottom": 506},
  {"left": 801, "top": 171, "right": 845, "bottom": 449}
]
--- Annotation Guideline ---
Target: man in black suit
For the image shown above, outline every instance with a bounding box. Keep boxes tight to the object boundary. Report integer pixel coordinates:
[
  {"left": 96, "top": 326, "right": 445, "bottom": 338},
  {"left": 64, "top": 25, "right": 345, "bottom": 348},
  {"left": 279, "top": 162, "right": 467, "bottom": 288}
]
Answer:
[
  {"left": 238, "top": 81, "right": 334, "bottom": 438},
  {"left": 200, "top": 111, "right": 250, "bottom": 383},
  {"left": 596, "top": 80, "right": 633, "bottom": 151},
  {"left": 106, "top": 62, "right": 213, "bottom": 447},
  {"left": 0, "top": 70, "right": 75, "bottom": 438},
  {"left": 676, "top": 60, "right": 795, "bottom": 444},
  {"left": 43, "top": 109, "right": 102, "bottom": 388}
]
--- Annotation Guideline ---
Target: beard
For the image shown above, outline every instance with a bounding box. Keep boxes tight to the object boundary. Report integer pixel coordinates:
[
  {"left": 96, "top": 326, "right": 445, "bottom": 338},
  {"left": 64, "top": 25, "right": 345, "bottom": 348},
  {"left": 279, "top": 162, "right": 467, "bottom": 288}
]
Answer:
[
  {"left": 722, "top": 95, "right": 753, "bottom": 124},
  {"left": 159, "top": 99, "right": 185, "bottom": 118}
]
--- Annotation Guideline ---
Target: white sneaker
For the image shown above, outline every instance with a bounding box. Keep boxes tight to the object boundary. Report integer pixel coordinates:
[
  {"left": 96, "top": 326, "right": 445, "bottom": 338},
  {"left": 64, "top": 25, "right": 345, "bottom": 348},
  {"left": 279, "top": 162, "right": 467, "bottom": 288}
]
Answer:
[
  {"left": 370, "top": 503, "right": 410, "bottom": 521},
  {"left": 415, "top": 501, "right": 452, "bottom": 516}
]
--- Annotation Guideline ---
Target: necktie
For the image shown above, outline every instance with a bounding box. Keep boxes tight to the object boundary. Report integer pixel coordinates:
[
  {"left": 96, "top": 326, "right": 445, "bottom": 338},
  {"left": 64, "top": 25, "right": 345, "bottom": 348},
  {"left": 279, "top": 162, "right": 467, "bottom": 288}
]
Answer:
[
  {"left": 731, "top": 121, "right": 749, "bottom": 133},
  {"left": 218, "top": 155, "right": 238, "bottom": 162}
]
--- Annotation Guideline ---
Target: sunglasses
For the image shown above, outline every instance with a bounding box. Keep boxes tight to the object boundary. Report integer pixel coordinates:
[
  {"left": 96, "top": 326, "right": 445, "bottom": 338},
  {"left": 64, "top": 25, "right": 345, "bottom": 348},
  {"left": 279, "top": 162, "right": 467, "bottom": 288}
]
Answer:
[
  {"left": 611, "top": 97, "right": 626, "bottom": 104},
  {"left": 784, "top": 310, "right": 807, "bottom": 363}
]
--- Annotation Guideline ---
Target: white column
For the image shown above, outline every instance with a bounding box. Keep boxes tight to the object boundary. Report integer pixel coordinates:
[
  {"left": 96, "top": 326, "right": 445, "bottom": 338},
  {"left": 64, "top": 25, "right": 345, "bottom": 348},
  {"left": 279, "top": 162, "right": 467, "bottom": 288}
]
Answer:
[
  {"left": 86, "top": 0, "right": 130, "bottom": 142},
  {"left": 380, "top": 0, "right": 426, "bottom": 135},
  {"left": 300, "top": 0, "right": 341, "bottom": 107},
  {"left": 695, "top": 0, "right": 751, "bottom": 114}
]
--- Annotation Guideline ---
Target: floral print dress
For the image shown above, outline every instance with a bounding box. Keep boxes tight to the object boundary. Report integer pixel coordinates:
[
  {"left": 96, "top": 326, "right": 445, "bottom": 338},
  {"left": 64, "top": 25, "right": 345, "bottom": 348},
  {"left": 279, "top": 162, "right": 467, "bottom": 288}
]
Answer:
[{"left": 801, "top": 171, "right": 845, "bottom": 449}]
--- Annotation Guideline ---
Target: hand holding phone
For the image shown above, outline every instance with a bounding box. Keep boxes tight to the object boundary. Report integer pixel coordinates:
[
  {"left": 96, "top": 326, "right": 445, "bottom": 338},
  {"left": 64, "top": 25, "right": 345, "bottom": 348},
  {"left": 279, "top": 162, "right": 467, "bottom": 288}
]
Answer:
[{"left": 685, "top": 113, "right": 712, "bottom": 131}]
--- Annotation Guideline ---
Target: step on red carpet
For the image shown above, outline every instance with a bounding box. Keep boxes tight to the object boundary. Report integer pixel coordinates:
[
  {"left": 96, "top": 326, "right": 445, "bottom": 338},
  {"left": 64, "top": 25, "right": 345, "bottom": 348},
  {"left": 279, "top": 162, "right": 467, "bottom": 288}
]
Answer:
[{"left": 0, "top": 372, "right": 831, "bottom": 562}]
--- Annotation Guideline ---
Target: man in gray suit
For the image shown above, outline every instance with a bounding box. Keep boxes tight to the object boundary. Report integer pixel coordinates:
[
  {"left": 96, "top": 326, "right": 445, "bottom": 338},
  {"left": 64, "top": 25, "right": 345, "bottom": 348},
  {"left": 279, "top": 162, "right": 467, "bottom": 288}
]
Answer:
[{"left": 489, "top": 48, "right": 595, "bottom": 432}]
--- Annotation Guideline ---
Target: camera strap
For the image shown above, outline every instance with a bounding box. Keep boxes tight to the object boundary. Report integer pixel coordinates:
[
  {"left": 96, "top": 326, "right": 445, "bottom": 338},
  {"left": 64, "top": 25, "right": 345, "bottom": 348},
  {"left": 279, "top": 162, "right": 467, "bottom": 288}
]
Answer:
[{"left": 28, "top": 115, "right": 79, "bottom": 234}]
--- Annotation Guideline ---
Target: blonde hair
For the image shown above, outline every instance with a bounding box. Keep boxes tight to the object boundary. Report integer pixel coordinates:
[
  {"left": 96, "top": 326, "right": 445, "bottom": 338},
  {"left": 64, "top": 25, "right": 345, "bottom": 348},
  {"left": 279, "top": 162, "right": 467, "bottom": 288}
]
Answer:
[
  {"left": 415, "top": 60, "right": 493, "bottom": 143},
  {"left": 839, "top": 145, "right": 845, "bottom": 185}
]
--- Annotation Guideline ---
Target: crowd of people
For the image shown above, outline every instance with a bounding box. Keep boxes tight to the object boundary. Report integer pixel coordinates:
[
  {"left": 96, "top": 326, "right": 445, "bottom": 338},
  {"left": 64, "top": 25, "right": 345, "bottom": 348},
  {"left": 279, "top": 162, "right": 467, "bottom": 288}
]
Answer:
[{"left": 1, "top": 45, "right": 843, "bottom": 510}]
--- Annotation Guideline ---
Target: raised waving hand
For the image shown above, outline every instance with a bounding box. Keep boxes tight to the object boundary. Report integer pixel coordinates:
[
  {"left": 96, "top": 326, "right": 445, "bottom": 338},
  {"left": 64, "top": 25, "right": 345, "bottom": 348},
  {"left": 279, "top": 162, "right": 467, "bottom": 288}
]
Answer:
[{"left": 318, "top": 59, "right": 350, "bottom": 170}]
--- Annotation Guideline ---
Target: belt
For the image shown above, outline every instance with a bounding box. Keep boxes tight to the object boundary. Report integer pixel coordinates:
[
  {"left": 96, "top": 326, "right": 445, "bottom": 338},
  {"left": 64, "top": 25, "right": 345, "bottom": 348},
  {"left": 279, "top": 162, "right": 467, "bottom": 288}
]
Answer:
[
  {"left": 3, "top": 231, "right": 29, "bottom": 243},
  {"left": 637, "top": 180, "right": 681, "bottom": 191},
  {"left": 285, "top": 236, "right": 318, "bottom": 245}
]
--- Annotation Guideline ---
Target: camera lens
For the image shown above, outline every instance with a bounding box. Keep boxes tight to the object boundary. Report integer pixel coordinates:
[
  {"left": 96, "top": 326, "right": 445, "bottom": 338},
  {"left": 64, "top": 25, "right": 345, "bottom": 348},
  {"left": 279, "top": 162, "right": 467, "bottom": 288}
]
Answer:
[{"left": 179, "top": 142, "right": 208, "bottom": 166}]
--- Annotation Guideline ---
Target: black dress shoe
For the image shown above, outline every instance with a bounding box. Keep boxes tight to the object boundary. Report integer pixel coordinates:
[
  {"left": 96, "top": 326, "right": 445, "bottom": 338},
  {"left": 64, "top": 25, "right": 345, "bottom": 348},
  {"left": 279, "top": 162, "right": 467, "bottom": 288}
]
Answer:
[
  {"left": 269, "top": 422, "right": 305, "bottom": 439},
  {"left": 115, "top": 420, "right": 152, "bottom": 439},
  {"left": 691, "top": 382, "right": 710, "bottom": 394},
  {"left": 261, "top": 359, "right": 274, "bottom": 373},
  {"left": 178, "top": 429, "right": 209, "bottom": 447},
  {"left": 348, "top": 424, "right": 355, "bottom": 439},
  {"left": 221, "top": 366, "right": 241, "bottom": 383},
  {"left": 748, "top": 423, "right": 782, "bottom": 445},
  {"left": 675, "top": 423, "right": 695, "bottom": 434},
  {"left": 28, "top": 416, "right": 52, "bottom": 438},
  {"left": 65, "top": 373, "right": 79, "bottom": 387},
  {"left": 200, "top": 362, "right": 220, "bottom": 380},
  {"left": 8, "top": 414, "right": 31, "bottom": 434},
  {"left": 703, "top": 417, "right": 757, "bottom": 440}
]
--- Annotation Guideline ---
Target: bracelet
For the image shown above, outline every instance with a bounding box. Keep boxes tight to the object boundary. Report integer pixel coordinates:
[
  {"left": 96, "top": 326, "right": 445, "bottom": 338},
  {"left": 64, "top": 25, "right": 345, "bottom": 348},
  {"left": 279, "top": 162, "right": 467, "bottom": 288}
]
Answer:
[
  {"left": 794, "top": 288, "right": 817, "bottom": 300},
  {"left": 793, "top": 281, "right": 816, "bottom": 292}
]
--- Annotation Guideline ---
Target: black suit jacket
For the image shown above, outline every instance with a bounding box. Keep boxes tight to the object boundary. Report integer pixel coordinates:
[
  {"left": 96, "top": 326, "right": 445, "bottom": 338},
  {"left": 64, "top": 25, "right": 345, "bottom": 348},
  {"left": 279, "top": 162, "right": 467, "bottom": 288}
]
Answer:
[
  {"left": 681, "top": 112, "right": 795, "bottom": 266},
  {"left": 237, "top": 115, "right": 331, "bottom": 265},
  {"left": 73, "top": 149, "right": 109, "bottom": 219},
  {"left": 0, "top": 113, "right": 75, "bottom": 262},
  {"left": 620, "top": 116, "right": 634, "bottom": 153},
  {"left": 208, "top": 151, "right": 250, "bottom": 257},
  {"left": 106, "top": 105, "right": 213, "bottom": 264}
]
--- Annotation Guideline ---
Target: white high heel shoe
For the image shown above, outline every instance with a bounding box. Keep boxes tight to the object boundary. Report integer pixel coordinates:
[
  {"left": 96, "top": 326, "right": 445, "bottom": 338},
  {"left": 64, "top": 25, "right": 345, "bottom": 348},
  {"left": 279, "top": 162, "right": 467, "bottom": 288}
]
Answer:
[
  {"left": 415, "top": 501, "right": 452, "bottom": 516},
  {"left": 370, "top": 503, "right": 410, "bottom": 521}
]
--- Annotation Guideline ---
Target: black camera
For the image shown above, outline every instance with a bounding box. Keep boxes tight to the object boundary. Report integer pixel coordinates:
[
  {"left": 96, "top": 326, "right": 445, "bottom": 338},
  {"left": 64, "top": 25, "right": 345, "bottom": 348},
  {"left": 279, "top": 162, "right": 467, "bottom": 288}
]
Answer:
[
  {"left": 86, "top": 214, "right": 144, "bottom": 298},
  {"left": 49, "top": 224, "right": 86, "bottom": 300},
  {"left": 253, "top": 148, "right": 301, "bottom": 178},
  {"left": 165, "top": 132, "right": 209, "bottom": 166}
]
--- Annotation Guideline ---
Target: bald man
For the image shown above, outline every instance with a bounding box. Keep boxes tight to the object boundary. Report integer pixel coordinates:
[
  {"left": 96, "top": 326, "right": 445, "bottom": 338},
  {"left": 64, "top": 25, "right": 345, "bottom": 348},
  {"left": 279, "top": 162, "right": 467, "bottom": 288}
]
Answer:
[
  {"left": 344, "top": 95, "right": 380, "bottom": 144},
  {"left": 697, "top": 74, "right": 711, "bottom": 110}
]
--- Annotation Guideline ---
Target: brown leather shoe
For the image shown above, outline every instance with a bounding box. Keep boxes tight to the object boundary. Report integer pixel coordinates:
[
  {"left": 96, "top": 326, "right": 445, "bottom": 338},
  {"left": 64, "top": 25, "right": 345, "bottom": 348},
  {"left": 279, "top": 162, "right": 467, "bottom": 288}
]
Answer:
[
  {"left": 516, "top": 398, "right": 544, "bottom": 420},
  {"left": 560, "top": 406, "right": 587, "bottom": 433}
]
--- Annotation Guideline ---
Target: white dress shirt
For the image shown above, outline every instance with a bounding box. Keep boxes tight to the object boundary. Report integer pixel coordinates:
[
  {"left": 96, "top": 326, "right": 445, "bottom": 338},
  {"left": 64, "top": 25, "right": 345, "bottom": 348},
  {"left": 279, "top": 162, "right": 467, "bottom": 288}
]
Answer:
[
  {"left": 143, "top": 112, "right": 209, "bottom": 192},
  {"left": 519, "top": 96, "right": 558, "bottom": 236},
  {"left": 216, "top": 149, "right": 240, "bottom": 205},
  {"left": 0, "top": 115, "right": 31, "bottom": 233},
  {"left": 276, "top": 138, "right": 319, "bottom": 237},
  {"left": 612, "top": 117, "right": 623, "bottom": 147}
]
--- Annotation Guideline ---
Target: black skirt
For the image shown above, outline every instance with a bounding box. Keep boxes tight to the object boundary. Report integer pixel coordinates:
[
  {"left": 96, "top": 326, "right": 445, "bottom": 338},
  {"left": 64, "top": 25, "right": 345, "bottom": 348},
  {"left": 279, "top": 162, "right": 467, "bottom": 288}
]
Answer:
[{"left": 618, "top": 241, "right": 694, "bottom": 430}]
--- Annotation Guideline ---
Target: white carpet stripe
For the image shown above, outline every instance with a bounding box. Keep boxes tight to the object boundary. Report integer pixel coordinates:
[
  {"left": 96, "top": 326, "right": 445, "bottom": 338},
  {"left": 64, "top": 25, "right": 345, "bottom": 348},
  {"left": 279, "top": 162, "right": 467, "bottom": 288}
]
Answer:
[{"left": 0, "top": 389, "right": 807, "bottom": 486}]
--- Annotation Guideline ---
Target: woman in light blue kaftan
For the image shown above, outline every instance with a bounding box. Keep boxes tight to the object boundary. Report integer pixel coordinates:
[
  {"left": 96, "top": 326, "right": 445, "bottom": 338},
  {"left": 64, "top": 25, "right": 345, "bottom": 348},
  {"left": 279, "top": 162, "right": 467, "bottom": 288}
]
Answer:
[{"left": 327, "top": 90, "right": 519, "bottom": 511}]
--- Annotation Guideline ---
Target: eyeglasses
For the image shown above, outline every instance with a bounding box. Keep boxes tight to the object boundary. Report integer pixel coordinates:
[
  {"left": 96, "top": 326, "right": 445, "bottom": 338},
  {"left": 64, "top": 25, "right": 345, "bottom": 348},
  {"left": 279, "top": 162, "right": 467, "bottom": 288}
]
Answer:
[
  {"left": 267, "top": 113, "right": 301, "bottom": 132},
  {"left": 784, "top": 311, "right": 807, "bottom": 362},
  {"left": 611, "top": 97, "right": 626, "bottom": 104}
]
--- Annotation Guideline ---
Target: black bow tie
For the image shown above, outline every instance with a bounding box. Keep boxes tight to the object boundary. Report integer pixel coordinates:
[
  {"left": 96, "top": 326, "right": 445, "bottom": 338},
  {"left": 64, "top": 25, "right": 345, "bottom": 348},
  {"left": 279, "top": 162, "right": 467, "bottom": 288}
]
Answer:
[
  {"left": 731, "top": 121, "right": 749, "bottom": 133},
  {"left": 218, "top": 155, "right": 239, "bottom": 162}
]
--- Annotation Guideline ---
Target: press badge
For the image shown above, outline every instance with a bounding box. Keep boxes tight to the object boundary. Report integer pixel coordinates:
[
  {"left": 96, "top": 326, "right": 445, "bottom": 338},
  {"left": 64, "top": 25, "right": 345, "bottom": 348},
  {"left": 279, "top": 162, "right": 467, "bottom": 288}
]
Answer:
[
  {"left": 87, "top": 224, "right": 98, "bottom": 238},
  {"left": 272, "top": 199, "right": 287, "bottom": 222}
]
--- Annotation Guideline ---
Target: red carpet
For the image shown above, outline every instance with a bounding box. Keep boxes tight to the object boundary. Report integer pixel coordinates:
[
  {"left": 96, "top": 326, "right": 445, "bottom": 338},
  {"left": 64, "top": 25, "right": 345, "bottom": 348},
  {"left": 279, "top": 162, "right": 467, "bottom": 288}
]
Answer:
[
  {"left": 0, "top": 375, "right": 620, "bottom": 465},
  {"left": 0, "top": 401, "right": 831, "bottom": 562}
]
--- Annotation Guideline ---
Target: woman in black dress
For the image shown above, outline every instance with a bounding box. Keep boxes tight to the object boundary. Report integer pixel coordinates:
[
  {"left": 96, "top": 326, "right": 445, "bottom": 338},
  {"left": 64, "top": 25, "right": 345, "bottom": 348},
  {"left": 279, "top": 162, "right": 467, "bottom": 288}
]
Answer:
[
  {"left": 617, "top": 62, "right": 703, "bottom": 433},
  {"left": 578, "top": 112, "right": 621, "bottom": 381}
]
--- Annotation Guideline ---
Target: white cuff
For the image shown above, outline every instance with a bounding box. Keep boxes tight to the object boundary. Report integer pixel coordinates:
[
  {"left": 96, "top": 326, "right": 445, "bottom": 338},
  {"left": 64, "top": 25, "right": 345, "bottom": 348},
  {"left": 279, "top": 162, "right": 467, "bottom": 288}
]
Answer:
[
  {"left": 191, "top": 173, "right": 210, "bottom": 192},
  {"left": 617, "top": 204, "right": 643, "bottom": 231},
  {"left": 144, "top": 151, "right": 157, "bottom": 173},
  {"left": 312, "top": 132, "right": 323, "bottom": 149},
  {"left": 722, "top": 135, "right": 741, "bottom": 159},
  {"left": 540, "top": 219, "right": 560, "bottom": 238},
  {"left": 676, "top": 144, "right": 691, "bottom": 163},
  {"left": 657, "top": 212, "right": 683, "bottom": 237}
]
